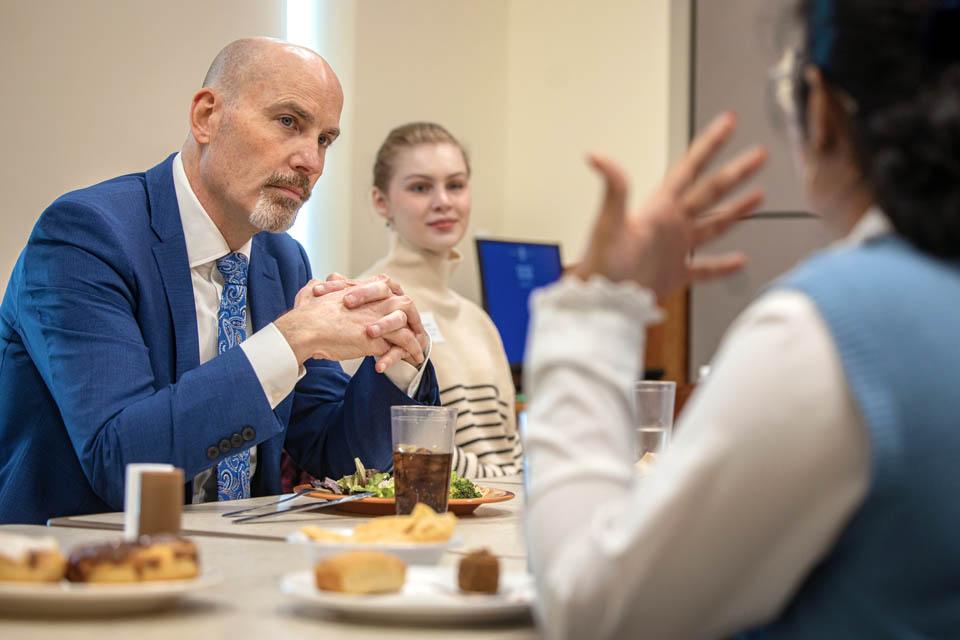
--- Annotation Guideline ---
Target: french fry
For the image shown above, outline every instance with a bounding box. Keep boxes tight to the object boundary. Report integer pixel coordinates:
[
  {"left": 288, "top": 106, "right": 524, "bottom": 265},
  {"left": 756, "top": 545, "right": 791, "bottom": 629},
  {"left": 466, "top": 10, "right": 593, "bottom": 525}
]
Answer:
[{"left": 301, "top": 503, "right": 456, "bottom": 544}]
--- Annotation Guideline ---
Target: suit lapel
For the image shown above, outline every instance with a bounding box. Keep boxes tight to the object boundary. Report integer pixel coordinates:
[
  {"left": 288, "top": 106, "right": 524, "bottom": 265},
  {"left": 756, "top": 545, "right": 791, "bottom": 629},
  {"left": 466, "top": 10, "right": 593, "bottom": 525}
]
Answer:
[
  {"left": 248, "top": 235, "right": 293, "bottom": 452},
  {"left": 146, "top": 155, "right": 200, "bottom": 379},
  {"left": 248, "top": 235, "right": 286, "bottom": 331}
]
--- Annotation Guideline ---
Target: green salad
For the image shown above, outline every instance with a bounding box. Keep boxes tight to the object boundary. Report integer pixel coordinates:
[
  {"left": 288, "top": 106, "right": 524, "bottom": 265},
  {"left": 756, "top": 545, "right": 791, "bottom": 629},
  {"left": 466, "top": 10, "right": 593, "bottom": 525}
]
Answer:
[
  {"left": 335, "top": 458, "right": 395, "bottom": 497},
  {"left": 317, "top": 458, "right": 482, "bottom": 499}
]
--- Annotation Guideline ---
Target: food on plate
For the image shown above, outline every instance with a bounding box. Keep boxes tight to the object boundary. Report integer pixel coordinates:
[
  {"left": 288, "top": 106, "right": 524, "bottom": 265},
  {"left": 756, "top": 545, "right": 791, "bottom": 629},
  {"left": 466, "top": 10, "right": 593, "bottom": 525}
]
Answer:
[
  {"left": 65, "top": 535, "right": 199, "bottom": 583},
  {"left": 313, "top": 551, "right": 406, "bottom": 594},
  {"left": 301, "top": 503, "right": 457, "bottom": 545},
  {"left": 450, "top": 472, "right": 483, "bottom": 499},
  {"left": 315, "top": 457, "right": 483, "bottom": 500},
  {"left": 299, "top": 527, "right": 351, "bottom": 543},
  {"left": 0, "top": 533, "right": 67, "bottom": 582},
  {"left": 448, "top": 472, "right": 483, "bottom": 499},
  {"left": 354, "top": 503, "right": 456, "bottom": 543},
  {"left": 457, "top": 548, "right": 500, "bottom": 594},
  {"left": 317, "top": 457, "right": 394, "bottom": 497},
  {"left": 0, "top": 534, "right": 199, "bottom": 585}
]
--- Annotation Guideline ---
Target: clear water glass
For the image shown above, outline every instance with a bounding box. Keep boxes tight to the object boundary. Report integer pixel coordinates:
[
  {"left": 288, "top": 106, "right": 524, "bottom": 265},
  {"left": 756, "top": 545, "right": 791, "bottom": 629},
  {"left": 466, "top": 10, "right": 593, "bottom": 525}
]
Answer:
[{"left": 634, "top": 381, "right": 676, "bottom": 463}]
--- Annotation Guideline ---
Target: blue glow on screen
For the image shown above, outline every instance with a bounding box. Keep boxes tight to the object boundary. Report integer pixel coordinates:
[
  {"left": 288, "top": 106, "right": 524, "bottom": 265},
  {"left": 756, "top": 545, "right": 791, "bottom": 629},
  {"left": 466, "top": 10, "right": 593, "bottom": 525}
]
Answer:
[{"left": 477, "top": 240, "right": 563, "bottom": 366}]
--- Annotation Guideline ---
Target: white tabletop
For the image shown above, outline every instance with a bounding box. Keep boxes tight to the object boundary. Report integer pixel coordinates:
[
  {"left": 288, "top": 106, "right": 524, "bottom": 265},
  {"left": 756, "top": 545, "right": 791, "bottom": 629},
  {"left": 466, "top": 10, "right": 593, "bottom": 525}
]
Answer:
[{"left": 0, "top": 524, "right": 537, "bottom": 639}]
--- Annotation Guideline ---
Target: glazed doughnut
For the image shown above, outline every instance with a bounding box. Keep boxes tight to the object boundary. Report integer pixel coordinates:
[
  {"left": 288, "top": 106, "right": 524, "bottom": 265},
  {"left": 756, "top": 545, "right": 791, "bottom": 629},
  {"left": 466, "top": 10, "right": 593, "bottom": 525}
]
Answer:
[
  {"left": 0, "top": 533, "right": 66, "bottom": 583},
  {"left": 65, "top": 536, "right": 198, "bottom": 583}
]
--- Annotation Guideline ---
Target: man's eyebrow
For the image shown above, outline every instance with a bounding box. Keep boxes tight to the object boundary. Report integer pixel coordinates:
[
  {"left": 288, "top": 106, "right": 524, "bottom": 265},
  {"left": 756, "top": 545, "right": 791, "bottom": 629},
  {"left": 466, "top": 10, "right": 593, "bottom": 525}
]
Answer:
[{"left": 271, "top": 100, "right": 314, "bottom": 125}]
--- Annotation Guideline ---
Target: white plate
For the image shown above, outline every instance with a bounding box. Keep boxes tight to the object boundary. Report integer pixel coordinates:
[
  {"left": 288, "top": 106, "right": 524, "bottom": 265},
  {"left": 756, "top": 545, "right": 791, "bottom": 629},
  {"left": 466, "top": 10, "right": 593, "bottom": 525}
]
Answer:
[
  {"left": 287, "top": 529, "right": 460, "bottom": 566},
  {"left": 0, "top": 574, "right": 220, "bottom": 617},
  {"left": 281, "top": 567, "right": 534, "bottom": 623}
]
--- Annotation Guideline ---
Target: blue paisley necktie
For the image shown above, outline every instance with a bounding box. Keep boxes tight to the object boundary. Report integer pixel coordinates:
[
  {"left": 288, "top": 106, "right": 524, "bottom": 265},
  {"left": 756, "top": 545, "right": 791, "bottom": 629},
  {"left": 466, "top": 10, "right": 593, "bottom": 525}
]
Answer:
[{"left": 216, "top": 252, "right": 251, "bottom": 501}]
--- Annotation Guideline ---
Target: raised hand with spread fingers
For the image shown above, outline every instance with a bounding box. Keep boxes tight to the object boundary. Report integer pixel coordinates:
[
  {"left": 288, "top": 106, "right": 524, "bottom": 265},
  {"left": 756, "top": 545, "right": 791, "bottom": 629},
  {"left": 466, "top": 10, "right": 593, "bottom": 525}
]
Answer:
[{"left": 574, "top": 112, "right": 767, "bottom": 297}]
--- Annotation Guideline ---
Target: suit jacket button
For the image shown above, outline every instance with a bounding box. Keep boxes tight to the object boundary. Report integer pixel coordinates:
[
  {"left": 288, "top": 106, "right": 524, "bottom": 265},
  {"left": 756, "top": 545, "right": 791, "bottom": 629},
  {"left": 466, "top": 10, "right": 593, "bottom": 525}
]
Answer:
[
  {"left": 241, "top": 426, "right": 256, "bottom": 441},
  {"left": 206, "top": 446, "right": 219, "bottom": 460},
  {"left": 218, "top": 438, "right": 231, "bottom": 453},
  {"left": 230, "top": 433, "right": 243, "bottom": 448}
]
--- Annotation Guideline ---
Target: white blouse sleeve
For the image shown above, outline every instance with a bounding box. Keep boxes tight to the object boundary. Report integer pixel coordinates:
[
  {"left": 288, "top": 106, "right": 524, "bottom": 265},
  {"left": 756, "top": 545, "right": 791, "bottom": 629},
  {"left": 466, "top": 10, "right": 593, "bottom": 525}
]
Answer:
[{"left": 523, "top": 278, "right": 869, "bottom": 640}]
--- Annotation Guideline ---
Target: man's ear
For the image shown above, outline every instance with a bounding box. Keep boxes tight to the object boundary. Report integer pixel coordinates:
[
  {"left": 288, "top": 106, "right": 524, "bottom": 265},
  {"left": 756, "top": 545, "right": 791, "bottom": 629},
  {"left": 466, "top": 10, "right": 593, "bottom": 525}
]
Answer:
[
  {"left": 803, "top": 67, "right": 842, "bottom": 155},
  {"left": 371, "top": 187, "right": 391, "bottom": 222},
  {"left": 189, "top": 88, "right": 220, "bottom": 145}
]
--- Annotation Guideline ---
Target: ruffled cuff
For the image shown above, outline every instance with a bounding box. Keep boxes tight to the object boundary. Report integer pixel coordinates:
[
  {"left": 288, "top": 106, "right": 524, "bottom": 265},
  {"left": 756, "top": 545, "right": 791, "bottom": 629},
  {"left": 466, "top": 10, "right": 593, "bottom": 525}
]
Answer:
[
  {"left": 531, "top": 275, "right": 663, "bottom": 324},
  {"left": 525, "top": 276, "right": 663, "bottom": 387}
]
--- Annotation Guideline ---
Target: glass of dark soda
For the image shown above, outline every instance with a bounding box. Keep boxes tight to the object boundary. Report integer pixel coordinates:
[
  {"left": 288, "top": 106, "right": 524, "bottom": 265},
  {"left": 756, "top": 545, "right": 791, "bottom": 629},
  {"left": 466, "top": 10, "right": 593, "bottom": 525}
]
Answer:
[{"left": 390, "top": 406, "right": 457, "bottom": 514}]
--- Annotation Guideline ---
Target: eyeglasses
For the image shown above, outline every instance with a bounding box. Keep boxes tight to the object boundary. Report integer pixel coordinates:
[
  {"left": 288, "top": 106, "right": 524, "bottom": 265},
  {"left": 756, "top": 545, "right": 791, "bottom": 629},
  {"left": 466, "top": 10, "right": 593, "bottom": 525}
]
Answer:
[
  {"left": 768, "top": 46, "right": 858, "bottom": 138},
  {"left": 769, "top": 47, "right": 804, "bottom": 124}
]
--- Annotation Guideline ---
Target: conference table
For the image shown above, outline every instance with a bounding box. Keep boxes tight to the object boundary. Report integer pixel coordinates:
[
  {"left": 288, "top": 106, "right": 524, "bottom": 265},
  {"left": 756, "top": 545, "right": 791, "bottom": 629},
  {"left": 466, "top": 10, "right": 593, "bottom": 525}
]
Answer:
[{"left": 0, "top": 477, "right": 538, "bottom": 639}]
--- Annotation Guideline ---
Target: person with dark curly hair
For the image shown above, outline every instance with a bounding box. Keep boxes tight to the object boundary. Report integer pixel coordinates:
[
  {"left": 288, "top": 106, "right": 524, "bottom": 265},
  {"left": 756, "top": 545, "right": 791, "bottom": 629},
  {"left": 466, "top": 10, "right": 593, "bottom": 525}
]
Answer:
[{"left": 523, "top": 1, "right": 960, "bottom": 638}]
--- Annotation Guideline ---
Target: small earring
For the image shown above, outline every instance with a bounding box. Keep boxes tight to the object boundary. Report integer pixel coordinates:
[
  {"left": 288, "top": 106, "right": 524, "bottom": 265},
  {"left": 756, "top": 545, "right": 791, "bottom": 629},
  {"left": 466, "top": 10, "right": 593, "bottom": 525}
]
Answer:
[{"left": 385, "top": 219, "right": 393, "bottom": 229}]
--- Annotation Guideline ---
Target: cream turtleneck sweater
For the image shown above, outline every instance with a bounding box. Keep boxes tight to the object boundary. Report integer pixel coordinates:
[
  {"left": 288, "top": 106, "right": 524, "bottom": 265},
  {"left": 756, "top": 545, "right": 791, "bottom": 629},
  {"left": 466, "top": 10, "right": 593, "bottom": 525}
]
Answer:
[{"left": 343, "top": 237, "right": 521, "bottom": 478}]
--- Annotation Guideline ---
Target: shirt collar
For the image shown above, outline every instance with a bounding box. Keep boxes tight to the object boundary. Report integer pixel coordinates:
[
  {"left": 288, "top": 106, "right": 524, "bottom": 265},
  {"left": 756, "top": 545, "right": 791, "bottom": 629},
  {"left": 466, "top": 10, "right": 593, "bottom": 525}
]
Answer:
[
  {"left": 838, "top": 205, "right": 893, "bottom": 248},
  {"left": 172, "top": 152, "right": 252, "bottom": 268}
]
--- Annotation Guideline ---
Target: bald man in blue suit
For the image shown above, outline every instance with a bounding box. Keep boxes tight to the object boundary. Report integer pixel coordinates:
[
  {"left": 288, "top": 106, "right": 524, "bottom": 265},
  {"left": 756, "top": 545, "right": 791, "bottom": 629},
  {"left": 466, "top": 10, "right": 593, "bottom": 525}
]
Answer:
[{"left": 0, "top": 38, "right": 438, "bottom": 524}]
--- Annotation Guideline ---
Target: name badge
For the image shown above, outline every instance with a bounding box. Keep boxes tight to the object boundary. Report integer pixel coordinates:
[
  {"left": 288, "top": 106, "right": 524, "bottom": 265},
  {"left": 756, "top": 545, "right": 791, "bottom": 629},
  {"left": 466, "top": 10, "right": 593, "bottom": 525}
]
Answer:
[{"left": 420, "top": 311, "right": 445, "bottom": 344}]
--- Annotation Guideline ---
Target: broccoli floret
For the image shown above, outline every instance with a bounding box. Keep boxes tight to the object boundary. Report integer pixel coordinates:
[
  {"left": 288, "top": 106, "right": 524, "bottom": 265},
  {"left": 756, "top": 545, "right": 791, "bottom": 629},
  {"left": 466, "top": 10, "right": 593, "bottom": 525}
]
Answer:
[{"left": 449, "top": 472, "right": 482, "bottom": 499}]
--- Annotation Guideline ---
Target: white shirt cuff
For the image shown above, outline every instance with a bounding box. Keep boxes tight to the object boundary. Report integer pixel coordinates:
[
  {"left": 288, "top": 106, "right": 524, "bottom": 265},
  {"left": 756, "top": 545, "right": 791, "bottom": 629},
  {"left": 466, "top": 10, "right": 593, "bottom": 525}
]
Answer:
[
  {"left": 383, "top": 334, "right": 433, "bottom": 396},
  {"left": 239, "top": 322, "right": 304, "bottom": 409}
]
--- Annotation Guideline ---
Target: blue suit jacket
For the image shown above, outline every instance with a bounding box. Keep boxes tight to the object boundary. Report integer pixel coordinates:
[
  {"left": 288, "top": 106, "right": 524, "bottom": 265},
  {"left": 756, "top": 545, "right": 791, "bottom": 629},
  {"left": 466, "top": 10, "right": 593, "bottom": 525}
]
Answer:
[{"left": 0, "top": 155, "right": 438, "bottom": 524}]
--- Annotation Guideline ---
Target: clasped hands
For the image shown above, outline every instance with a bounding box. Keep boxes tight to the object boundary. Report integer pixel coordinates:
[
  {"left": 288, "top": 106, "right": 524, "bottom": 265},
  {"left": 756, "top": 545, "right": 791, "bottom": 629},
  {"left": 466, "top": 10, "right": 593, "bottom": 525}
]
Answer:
[{"left": 275, "top": 273, "right": 428, "bottom": 373}]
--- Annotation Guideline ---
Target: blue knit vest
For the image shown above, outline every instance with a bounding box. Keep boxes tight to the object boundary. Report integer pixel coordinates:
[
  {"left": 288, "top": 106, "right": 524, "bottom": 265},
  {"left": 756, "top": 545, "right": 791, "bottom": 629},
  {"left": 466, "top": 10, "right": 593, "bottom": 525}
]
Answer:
[{"left": 740, "top": 235, "right": 960, "bottom": 639}]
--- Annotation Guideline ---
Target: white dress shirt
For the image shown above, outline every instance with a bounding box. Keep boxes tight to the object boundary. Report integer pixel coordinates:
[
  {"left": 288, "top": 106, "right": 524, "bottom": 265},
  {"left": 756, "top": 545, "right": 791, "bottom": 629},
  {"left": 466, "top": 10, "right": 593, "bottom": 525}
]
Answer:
[
  {"left": 524, "top": 210, "right": 890, "bottom": 639},
  {"left": 171, "top": 154, "right": 427, "bottom": 501}
]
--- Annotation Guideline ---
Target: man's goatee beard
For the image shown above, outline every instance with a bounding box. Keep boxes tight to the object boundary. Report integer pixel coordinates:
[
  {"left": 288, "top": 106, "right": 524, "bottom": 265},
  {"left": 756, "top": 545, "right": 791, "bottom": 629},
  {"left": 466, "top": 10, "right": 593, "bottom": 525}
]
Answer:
[{"left": 249, "top": 192, "right": 301, "bottom": 233}]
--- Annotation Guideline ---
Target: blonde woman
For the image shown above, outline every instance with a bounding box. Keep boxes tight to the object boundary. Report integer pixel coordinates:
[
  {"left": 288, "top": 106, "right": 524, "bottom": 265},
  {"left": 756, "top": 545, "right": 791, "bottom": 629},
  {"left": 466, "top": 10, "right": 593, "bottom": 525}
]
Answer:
[{"left": 345, "top": 122, "right": 520, "bottom": 478}]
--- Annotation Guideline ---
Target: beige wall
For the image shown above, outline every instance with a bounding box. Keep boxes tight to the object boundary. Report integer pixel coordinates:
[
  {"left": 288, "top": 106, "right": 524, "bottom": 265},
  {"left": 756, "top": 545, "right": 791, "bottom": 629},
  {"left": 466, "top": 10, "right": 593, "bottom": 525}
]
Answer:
[
  {"left": 286, "top": 0, "right": 357, "bottom": 280},
  {"left": 502, "top": 0, "right": 673, "bottom": 263},
  {"left": 0, "top": 0, "right": 283, "bottom": 291},
  {"left": 344, "top": 0, "right": 510, "bottom": 304},
  {"left": 342, "top": 0, "right": 675, "bottom": 301}
]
